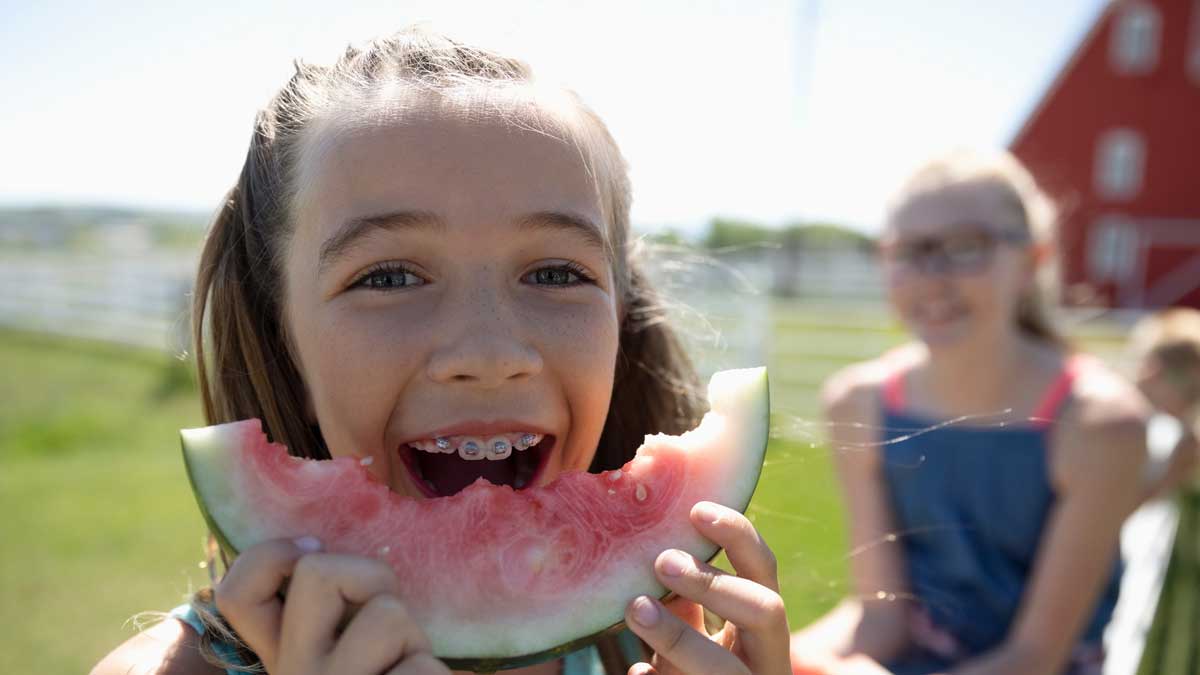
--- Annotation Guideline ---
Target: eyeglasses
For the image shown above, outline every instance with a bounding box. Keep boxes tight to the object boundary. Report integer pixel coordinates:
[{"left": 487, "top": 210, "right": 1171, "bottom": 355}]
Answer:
[{"left": 880, "top": 225, "right": 1030, "bottom": 276}]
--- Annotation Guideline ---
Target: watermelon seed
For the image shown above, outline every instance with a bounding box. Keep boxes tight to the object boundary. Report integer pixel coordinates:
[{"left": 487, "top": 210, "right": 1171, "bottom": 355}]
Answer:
[
  {"left": 635, "top": 484, "right": 648, "bottom": 502},
  {"left": 607, "top": 470, "right": 622, "bottom": 482},
  {"left": 359, "top": 456, "right": 374, "bottom": 466},
  {"left": 607, "top": 489, "right": 616, "bottom": 495},
  {"left": 378, "top": 546, "right": 391, "bottom": 556}
]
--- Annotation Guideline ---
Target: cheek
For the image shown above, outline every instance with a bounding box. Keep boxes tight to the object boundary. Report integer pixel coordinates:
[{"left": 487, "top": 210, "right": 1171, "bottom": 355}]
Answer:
[
  {"left": 538, "top": 300, "right": 620, "bottom": 453},
  {"left": 885, "top": 274, "right": 930, "bottom": 317},
  {"left": 552, "top": 303, "right": 619, "bottom": 391},
  {"left": 300, "top": 305, "right": 424, "bottom": 457}
]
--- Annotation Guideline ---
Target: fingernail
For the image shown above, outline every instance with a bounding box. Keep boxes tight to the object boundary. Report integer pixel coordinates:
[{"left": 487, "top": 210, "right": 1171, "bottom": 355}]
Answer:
[
  {"left": 631, "top": 596, "right": 660, "bottom": 626},
  {"left": 660, "top": 549, "right": 689, "bottom": 577},
  {"left": 293, "top": 536, "right": 322, "bottom": 553},
  {"left": 693, "top": 501, "right": 722, "bottom": 525}
]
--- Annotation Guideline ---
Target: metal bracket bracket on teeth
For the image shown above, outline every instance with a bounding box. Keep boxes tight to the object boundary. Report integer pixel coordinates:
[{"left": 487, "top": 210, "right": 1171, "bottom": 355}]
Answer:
[{"left": 424, "top": 433, "right": 543, "bottom": 460}]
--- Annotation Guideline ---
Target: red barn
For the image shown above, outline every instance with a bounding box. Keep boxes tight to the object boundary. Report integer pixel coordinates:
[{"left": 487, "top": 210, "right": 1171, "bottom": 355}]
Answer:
[{"left": 1011, "top": 0, "right": 1200, "bottom": 309}]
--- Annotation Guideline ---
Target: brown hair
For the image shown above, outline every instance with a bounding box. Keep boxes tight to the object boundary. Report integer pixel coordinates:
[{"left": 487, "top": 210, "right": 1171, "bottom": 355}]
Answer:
[
  {"left": 187, "top": 27, "right": 702, "bottom": 672},
  {"left": 885, "top": 149, "right": 1067, "bottom": 347}
]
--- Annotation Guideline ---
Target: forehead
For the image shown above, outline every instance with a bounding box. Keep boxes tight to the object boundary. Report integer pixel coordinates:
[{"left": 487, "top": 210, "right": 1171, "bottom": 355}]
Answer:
[
  {"left": 888, "top": 180, "right": 1023, "bottom": 238},
  {"left": 291, "top": 93, "right": 606, "bottom": 247}
]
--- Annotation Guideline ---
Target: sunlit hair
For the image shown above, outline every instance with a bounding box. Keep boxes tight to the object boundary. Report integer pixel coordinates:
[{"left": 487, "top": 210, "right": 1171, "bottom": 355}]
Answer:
[
  {"left": 884, "top": 149, "right": 1065, "bottom": 346},
  {"left": 187, "top": 26, "right": 701, "bottom": 672},
  {"left": 1130, "top": 307, "right": 1200, "bottom": 386}
]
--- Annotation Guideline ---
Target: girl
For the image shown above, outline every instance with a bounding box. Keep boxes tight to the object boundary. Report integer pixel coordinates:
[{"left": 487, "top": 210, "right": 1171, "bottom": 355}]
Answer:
[
  {"left": 91, "top": 28, "right": 792, "bottom": 675},
  {"left": 1130, "top": 308, "right": 1200, "bottom": 500},
  {"left": 1108, "top": 309, "right": 1200, "bottom": 673},
  {"left": 789, "top": 151, "right": 1149, "bottom": 675}
]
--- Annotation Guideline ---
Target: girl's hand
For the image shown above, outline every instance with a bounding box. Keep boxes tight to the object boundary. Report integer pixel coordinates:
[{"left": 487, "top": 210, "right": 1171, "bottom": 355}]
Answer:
[
  {"left": 624, "top": 502, "right": 792, "bottom": 675},
  {"left": 214, "top": 537, "right": 450, "bottom": 675}
]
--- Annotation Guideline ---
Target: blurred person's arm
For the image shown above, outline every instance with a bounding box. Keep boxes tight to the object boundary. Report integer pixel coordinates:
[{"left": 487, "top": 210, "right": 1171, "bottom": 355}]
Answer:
[
  {"left": 790, "top": 363, "right": 911, "bottom": 668},
  {"left": 936, "top": 373, "right": 1149, "bottom": 675},
  {"left": 91, "top": 617, "right": 223, "bottom": 675}
]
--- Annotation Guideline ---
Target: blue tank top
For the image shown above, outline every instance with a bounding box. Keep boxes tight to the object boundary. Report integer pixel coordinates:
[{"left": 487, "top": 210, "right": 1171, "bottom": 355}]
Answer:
[
  {"left": 171, "top": 603, "right": 641, "bottom": 675},
  {"left": 877, "top": 357, "right": 1121, "bottom": 673}
]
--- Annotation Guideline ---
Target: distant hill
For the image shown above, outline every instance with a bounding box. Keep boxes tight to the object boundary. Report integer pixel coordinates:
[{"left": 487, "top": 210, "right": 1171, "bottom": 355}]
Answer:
[{"left": 0, "top": 204, "right": 209, "bottom": 251}]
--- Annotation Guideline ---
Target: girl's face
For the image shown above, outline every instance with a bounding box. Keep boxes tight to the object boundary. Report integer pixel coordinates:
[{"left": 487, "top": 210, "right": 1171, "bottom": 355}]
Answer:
[
  {"left": 882, "top": 182, "right": 1036, "bottom": 348},
  {"left": 280, "top": 102, "right": 621, "bottom": 499}
]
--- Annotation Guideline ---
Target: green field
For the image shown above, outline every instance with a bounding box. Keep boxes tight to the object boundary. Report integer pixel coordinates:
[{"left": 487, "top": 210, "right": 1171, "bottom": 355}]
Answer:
[{"left": 0, "top": 302, "right": 1130, "bottom": 672}]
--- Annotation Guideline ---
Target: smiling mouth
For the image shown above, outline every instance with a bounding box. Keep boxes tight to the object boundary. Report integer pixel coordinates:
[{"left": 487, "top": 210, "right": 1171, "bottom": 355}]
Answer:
[{"left": 398, "top": 435, "right": 554, "bottom": 497}]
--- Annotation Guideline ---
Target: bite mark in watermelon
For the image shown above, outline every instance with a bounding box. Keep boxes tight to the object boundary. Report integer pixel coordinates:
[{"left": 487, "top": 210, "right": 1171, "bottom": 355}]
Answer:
[{"left": 181, "top": 367, "right": 769, "bottom": 671}]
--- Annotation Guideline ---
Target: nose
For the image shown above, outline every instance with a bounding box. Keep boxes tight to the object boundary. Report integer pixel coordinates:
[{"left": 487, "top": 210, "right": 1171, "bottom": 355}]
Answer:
[{"left": 425, "top": 289, "right": 544, "bottom": 388}]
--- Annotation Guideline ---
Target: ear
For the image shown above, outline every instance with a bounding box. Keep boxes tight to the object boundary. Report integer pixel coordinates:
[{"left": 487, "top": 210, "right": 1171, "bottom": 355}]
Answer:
[
  {"left": 1029, "top": 240, "right": 1055, "bottom": 268},
  {"left": 1019, "top": 241, "right": 1054, "bottom": 293}
]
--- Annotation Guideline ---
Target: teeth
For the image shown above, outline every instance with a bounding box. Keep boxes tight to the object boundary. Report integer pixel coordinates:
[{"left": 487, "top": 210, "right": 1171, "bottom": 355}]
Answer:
[
  {"left": 408, "top": 432, "right": 545, "bottom": 455},
  {"left": 458, "top": 438, "right": 484, "bottom": 460},
  {"left": 486, "top": 437, "right": 512, "bottom": 460},
  {"left": 515, "top": 433, "right": 542, "bottom": 450}
]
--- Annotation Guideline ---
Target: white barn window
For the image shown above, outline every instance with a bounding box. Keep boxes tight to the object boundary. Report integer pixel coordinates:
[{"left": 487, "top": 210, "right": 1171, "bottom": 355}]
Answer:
[
  {"left": 1191, "top": 0, "right": 1200, "bottom": 82},
  {"left": 1089, "top": 219, "right": 1139, "bottom": 282},
  {"left": 1111, "top": 2, "right": 1161, "bottom": 74},
  {"left": 1095, "top": 128, "right": 1146, "bottom": 200}
]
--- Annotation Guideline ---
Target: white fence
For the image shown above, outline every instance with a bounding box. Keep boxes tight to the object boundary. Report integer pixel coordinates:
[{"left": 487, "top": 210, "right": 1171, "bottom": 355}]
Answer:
[{"left": 0, "top": 251, "right": 197, "bottom": 354}]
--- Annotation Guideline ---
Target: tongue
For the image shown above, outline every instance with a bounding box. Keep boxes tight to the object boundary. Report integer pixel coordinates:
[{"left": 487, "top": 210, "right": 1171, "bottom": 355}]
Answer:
[{"left": 417, "top": 452, "right": 518, "bottom": 496}]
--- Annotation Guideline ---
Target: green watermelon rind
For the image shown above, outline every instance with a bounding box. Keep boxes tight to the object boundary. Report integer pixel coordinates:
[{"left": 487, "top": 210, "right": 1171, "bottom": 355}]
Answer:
[{"left": 179, "top": 368, "right": 769, "bottom": 672}]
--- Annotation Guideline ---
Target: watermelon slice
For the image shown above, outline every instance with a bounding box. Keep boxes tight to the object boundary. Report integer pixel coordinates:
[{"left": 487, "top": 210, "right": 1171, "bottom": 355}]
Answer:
[{"left": 181, "top": 367, "right": 768, "bottom": 671}]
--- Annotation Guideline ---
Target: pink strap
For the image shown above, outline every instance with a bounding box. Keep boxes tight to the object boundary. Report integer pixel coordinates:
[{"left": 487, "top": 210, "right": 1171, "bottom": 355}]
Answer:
[
  {"left": 1031, "top": 355, "right": 1089, "bottom": 427},
  {"left": 884, "top": 353, "right": 1089, "bottom": 425},
  {"left": 883, "top": 368, "right": 906, "bottom": 412}
]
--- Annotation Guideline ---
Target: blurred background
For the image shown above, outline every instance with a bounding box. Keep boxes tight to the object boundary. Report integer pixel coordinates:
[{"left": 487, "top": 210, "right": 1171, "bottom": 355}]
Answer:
[{"left": 2, "top": 0, "right": 1198, "bottom": 672}]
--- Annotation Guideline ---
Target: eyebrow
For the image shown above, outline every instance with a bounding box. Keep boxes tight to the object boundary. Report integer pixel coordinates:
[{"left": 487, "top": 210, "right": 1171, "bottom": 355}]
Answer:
[
  {"left": 517, "top": 211, "right": 608, "bottom": 254},
  {"left": 317, "top": 209, "right": 608, "bottom": 273},
  {"left": 318, "top": 210, "right": 445, "bottom": 273}
]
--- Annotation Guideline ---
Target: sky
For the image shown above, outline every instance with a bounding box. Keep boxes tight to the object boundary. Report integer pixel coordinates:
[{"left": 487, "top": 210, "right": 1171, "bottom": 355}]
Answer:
[{"left": 0, "top": 0, "right": 1108, "bottom": 234}]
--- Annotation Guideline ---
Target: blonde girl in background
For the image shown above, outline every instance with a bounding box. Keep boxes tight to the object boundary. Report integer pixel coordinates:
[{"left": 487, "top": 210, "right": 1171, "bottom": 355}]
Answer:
[
  {"left": 789, "top": 151, "right": 1149, "bottom": 675},
  {"left": 1129, "top": 308, "right": 1200, "bottom": 500},
  {"left": 1121, "top": 308, "right": 1200, "bottom": 674},
  {"left": 92, "top": 28, "right": 794, "bottom": 675}
]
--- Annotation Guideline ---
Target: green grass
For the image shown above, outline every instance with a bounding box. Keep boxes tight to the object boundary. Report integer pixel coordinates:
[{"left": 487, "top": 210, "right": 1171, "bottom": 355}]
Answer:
[
  {"left": 0, "top": 330, "right": 211, "bottom": 674},
  {"left": 0, "top": 314, "right": 882, "bottom": 672}
]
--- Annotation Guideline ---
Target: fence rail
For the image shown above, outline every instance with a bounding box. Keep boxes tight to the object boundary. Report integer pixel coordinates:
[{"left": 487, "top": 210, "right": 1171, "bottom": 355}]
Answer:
[{"left": 0, "top": 252, "right": 195, "bottom": 353}]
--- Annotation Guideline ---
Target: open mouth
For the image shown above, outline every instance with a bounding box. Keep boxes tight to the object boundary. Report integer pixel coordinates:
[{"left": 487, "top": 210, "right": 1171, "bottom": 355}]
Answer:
[{"left": 398, "top": 433, "right": 554, "bottom": 498}]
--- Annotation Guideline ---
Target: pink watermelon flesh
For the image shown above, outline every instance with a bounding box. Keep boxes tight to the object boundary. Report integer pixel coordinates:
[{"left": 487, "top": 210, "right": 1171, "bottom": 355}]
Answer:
[{"left": 181, "top": 367, "right": 768, "bottom": 668}]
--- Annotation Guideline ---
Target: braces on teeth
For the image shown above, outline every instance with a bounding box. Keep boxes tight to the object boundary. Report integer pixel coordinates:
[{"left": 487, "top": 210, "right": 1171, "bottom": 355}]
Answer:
[{"left": 408, "top": 432, "right": 544, "bottom": 460}]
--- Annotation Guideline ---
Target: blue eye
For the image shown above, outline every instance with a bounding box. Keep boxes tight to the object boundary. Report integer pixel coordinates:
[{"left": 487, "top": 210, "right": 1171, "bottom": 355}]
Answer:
[
  {"left": 525, "top": 263, "right": 594, "bottom": 287},
  {"left": 351, "top": 263, "right": 425, "bottom": 291}
]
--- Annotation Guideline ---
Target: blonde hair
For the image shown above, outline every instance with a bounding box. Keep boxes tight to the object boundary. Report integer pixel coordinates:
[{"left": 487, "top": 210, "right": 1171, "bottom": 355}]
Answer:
[
  {"left": 187, "top": 26, "right": 701, "bottom": 672},
  {"left": 886, "top": 149, "right": 1065, "bottom": 346},
  {"left": 1130, "top": 307, "right": 1200, "bottom": 386}
]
